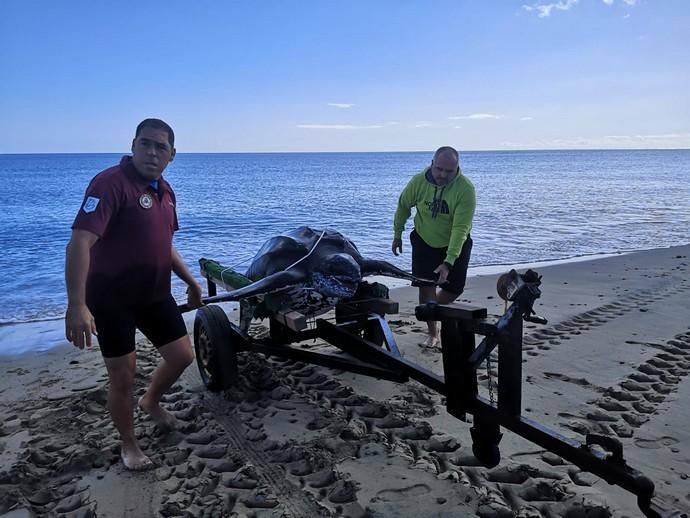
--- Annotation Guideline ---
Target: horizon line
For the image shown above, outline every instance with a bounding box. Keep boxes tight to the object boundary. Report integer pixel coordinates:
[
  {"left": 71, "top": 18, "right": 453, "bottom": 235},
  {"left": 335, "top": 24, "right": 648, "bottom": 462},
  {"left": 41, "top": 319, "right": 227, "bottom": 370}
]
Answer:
[{"left": 1, "top": 147, "right": 689, "bottom": 156}]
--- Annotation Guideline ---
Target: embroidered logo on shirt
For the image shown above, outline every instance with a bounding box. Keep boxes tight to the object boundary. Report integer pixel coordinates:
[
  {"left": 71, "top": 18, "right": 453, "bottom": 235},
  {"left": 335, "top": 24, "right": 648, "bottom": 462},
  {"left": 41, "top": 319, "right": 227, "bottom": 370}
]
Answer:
[
  {"left": 139, "top": 193, "right": 153, "bottom": 209},
  {"left": 82, "top": 196, "right": 100, "bottom": 213}
]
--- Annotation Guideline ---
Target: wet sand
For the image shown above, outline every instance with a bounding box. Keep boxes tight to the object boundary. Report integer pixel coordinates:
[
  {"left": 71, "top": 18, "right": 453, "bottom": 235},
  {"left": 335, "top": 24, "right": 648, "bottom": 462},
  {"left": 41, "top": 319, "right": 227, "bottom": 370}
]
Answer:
[{"left": 1, "top": 245, "right": 689, "bottom": 517}]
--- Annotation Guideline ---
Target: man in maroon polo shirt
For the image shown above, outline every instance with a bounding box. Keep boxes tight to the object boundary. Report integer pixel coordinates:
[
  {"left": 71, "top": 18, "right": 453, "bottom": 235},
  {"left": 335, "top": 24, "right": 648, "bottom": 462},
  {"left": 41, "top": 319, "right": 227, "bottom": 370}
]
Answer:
[{"left": 65, "top": 118, "right": 203, "bottom": 471}]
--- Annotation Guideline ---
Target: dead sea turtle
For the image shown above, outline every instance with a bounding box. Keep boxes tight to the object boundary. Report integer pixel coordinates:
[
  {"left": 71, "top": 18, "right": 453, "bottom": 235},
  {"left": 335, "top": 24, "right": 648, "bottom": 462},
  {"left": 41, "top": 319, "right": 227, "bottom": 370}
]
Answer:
[{"left": 224, "top": 226, "right": 432, "bottom": 313}]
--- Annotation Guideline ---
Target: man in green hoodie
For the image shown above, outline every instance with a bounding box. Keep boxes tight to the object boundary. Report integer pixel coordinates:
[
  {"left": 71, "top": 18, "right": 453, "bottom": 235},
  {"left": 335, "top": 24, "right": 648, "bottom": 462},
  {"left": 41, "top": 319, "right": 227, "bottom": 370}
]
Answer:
[{"left": 392, "top": 146, "right": 476, "bottom": 348}]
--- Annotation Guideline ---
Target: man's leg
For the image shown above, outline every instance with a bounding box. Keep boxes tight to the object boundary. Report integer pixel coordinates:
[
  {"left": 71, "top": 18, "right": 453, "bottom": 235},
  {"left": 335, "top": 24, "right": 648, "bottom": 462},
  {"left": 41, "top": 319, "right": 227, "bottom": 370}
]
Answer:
[
  {"left": 138, "top": 335, "right": 194, "bottom": 429},
  {"left": 426, "top": 237, "right": 473, "bottom": 345},
  {"left": 104, "top": 352, "right": 153, "bottom": 470},
  {"left": 436, "top": 288, "right": 460, "bottom": 305},
  {"left": 411, "top": 230, "right": 445, "bottom": 346},
  {"left": 419, "top": 285, "right": 440, "bottom": 345},
  {"left": 419, "top": 287, "right": 459, "bottom": 344}
]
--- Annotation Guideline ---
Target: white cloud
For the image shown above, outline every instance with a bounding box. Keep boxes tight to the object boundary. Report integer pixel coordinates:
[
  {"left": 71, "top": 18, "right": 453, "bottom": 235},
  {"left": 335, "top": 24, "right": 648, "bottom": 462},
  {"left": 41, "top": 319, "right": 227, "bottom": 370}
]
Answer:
[
  {"left": 454, "top": 126, "right": 463, "bottom": 129},
  {"left": 522, "top": 0, "right": 578, "bottom": 17},
  {"left": 296, "top": 124, "right": 382, "bottom": 129},
  {"left": 601, "top": 0, "right": 637, "bottom": 5},
  {"left": 414, "top": 121, "right": 432, "bottom": 128},
  {"left": 623, "top": 13, "right": 631, "bottom": 18},
  {"left": 448, "top": 113, "right": 502, "bottom": 120},
  {"left": 520, "top": 116, "right": 534, "bottom": 121},
  {"left": 525, "top": 0, "right": 636, "bottom": 16},
  {"left": 387, "top": 121, "right": 401, "bottom": 125},
  {"left": 327, "top": 103, "right": 354, "bottom": 109}
]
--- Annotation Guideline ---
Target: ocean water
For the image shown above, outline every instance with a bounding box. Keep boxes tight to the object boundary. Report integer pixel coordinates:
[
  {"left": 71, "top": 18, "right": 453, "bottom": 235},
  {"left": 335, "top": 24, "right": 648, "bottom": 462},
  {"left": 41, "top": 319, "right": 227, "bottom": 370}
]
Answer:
[{"left": 1, "top": 150, "right": 689, "bottom": 354}]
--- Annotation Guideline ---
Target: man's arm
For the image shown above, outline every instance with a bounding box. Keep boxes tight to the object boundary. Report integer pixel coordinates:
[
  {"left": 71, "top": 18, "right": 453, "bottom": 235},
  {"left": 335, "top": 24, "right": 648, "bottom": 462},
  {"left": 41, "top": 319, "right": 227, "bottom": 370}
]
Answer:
[
  {"left": 172, "top": 247, "right": 203, "bottom": 308},
  {"left": 392, "top": 178, "right": 417, "bottom": 255},
  {"left": 65, "top": 229, "right": 99, "bottom": 349}
]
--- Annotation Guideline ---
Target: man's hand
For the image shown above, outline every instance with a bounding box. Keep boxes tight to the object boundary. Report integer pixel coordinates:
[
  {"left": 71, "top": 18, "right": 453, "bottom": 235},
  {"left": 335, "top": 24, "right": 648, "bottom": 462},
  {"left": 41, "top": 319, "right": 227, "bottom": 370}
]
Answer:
[
  {"left": 186, "top": 282, "right": 204, "bottom": 309},
  {"left": 391, "top": 238, "right": 403, "bottom": 256},
  {"left": 433, "top": 262, "right": 451, "bottom": 285},
  {"left": 65, "top": 304, "right": 97, "bottom": 349}
]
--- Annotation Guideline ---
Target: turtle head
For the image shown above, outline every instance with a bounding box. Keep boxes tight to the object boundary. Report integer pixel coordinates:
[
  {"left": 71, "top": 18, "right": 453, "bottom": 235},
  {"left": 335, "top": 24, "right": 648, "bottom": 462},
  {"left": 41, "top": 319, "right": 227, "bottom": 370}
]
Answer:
[{"left": 311, "top": 253, "right": 361, "bottom": 298}]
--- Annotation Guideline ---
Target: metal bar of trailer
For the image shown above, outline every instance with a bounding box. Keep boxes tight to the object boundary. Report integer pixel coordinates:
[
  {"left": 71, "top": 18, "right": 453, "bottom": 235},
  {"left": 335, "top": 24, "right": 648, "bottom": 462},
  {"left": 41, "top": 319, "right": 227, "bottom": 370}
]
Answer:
[
  {"left": 178, "top": 292, "right": 241, "bottom": 313},
  {"left": 206, "top": 275, "right": 217, "bottom": 297},
  {"left": 338, "top": 314, "right": 402, "bottom": 357},
  {"left": 248, "top": 342, "right": 408, "bottom": 383},
  {"left": 372, "top": 313, "right": 401, "bottom": 356},
  {"left": 498, "top": 310, "right": 523, "bottom": 416},
  {"left": 317, "top": 320, "right": 447, "bottom": 394},
  {"left": 440, "top": 318, "right": 478, "bottom": 419}
]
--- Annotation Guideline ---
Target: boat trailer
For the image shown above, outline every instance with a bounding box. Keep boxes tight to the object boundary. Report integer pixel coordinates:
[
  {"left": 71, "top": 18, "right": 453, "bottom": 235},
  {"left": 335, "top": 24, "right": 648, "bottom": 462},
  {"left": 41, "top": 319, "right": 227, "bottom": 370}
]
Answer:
[{"left": 182, "top": 268, "right": 676, "bottom": 517}]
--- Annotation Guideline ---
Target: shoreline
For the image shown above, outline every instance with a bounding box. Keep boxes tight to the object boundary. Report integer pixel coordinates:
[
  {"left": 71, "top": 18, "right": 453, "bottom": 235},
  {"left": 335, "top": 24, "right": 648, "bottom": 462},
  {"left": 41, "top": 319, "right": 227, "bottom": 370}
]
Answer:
[{"left": 1, "top": 244, "right": 689, "bottom": 516}]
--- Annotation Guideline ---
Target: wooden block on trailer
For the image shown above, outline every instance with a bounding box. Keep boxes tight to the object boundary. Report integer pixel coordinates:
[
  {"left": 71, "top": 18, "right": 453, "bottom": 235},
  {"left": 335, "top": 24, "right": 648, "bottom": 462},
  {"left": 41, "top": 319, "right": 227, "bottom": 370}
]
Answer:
[
  {"left": 273, "top": 309, "right": 308, "bottom": 332},
  {"left": 337, "top": 297, "right": 399, "bottom": 316},
  {"left": 437, "top": 303, "right": 487, "bottom": 320},
  {"left": 416, "top": 302, "right": 487, "bottom": 321}
]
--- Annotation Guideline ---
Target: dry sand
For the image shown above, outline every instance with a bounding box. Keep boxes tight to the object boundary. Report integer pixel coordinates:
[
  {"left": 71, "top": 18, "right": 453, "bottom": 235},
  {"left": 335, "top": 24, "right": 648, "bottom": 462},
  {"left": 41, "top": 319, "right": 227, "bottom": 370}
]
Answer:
[{"left": 1, "top": 245, "right": 689, "bottom": 517}]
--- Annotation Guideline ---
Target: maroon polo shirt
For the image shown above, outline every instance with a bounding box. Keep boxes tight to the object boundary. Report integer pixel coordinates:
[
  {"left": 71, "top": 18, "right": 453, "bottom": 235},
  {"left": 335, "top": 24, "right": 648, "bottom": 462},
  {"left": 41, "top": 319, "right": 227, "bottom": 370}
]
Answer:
[{"left": 72, "top": 156, "right": 179, "bottom": 305}]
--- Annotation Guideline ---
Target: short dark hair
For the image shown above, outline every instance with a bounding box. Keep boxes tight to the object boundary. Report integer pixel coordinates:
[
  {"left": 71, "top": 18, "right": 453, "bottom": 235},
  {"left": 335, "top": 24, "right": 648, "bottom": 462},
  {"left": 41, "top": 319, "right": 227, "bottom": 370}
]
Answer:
[
  {"left": 434, "top": 146, "right": 459, "bottom": 162},
  {"left": 135, "top": 118, "right": 175, "bottom": 148}
]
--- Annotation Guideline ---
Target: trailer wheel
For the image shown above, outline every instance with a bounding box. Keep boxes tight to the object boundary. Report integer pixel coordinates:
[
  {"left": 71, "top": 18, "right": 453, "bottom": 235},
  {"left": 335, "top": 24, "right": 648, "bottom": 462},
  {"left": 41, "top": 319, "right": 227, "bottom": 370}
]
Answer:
[{"left": 194, "top": 305, "right": 238, "bottom": 392}]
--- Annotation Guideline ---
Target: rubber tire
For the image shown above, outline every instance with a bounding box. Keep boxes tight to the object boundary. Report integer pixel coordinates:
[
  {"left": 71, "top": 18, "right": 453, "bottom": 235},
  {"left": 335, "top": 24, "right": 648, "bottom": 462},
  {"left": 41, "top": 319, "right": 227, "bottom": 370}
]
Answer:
[{"left": 194, "top": 305, "right": 238, "bottom": 392}]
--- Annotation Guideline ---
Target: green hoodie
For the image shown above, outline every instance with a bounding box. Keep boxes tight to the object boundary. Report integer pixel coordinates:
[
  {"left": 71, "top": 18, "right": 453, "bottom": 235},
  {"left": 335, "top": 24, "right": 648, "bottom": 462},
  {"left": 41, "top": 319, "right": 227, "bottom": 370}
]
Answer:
[{"left": 393, "top": 167, "right": 476, "bottom": 265}]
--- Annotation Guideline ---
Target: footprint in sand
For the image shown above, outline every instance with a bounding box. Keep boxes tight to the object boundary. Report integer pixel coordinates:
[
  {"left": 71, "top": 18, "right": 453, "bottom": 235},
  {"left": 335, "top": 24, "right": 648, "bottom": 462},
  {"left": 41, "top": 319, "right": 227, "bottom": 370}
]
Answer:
[
  {"left": 194, "top": 444, "right": 228, "bottom": 459},
  {"left": 375, "top": 483, "right": 431, "bottom": 502},
  {"left": 596, "top": 398, "right": 629, "bottom": 412},
  {"left": 516, "top": 479, "right": 569, "bottom": 502},
  {"left": 305, "top": 468, "right": 337, "bottom": 488},
  {"left": 327, "top": 479, "right": 358, "bottom": 503},
  {"left": 634, "top": 436, "right": 679, "bottom": 449},
  {"left": 486, "top": 464, "right": 562, "bottom": 484},
  {"left": 242, "top": 492, "right": 279, "bottom": 508}
]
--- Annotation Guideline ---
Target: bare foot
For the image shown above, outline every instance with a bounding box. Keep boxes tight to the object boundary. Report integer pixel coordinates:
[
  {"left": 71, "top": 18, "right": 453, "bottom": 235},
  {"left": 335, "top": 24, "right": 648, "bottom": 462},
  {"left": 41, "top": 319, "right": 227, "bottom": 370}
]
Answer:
[
  {"left": 419, "top": 335, "right": 441, "bottom": 349},
  {"left": 138, "top": 396, "right": 178, "bottom": 431},
  {"left": 121, "top": 443, "right": 155, "bottom": 471}
]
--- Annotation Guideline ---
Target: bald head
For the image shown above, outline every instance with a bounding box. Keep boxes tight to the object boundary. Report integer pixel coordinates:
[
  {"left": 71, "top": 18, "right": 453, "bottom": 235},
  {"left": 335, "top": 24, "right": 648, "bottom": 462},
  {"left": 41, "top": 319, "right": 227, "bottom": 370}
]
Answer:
[
  {"left": 434, "top": 146, "right": 459, "bottom": 163},
  {"left": 430, "top": 146, "right": 460, "bottom": 185}
]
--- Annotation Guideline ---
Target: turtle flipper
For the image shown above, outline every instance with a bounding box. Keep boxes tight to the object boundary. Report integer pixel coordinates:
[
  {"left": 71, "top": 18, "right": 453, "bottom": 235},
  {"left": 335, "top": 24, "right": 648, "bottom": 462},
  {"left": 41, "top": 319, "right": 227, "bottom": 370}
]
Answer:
[
  {"left": 360, "top": 259, "right": 436, "bottom": 286},
  {"left": 223, "top": 270, "right": 305, "bottom": 300}
]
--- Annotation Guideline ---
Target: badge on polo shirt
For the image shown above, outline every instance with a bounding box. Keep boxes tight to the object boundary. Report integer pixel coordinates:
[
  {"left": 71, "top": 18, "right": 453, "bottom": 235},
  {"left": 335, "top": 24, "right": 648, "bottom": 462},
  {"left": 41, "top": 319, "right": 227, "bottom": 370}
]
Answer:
[
  {"left": 139, "top": 193, "right": 153, "bottom": 209},
  {"left": 82, "top": 196, "right": 100, "bottom": 213}
]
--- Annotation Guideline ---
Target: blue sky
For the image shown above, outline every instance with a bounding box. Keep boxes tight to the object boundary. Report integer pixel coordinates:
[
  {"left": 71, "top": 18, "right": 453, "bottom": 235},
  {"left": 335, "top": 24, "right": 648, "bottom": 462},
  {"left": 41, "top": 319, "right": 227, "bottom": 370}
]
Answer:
[{"left": 1, "top": 0, "right": 688, "bottom": 152}]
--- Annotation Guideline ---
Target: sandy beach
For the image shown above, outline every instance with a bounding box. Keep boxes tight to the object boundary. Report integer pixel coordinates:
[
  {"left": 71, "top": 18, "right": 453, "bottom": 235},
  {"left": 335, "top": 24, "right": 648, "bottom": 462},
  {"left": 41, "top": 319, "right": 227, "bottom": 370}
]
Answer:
[{"left": 1, "top": 245, "right": 689, "bottom": 518}]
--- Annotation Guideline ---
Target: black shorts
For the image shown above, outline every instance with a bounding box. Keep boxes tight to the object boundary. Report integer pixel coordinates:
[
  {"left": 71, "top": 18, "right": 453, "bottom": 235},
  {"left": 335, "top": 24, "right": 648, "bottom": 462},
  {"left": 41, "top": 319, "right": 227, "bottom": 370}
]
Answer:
[
  {"left": 410, "top": 230, "right": 473, "bottom": 295},
  {"left": 88, "top": 294, "right": 188, "bottom": 358}
]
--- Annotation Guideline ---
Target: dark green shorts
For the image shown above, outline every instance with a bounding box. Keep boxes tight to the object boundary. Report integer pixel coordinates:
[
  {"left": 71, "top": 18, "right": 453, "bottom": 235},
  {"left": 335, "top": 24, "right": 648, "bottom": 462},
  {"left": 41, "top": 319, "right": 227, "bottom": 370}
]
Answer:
[{"left": 410, "top": 230, "right": 473, "bottom": 295}]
